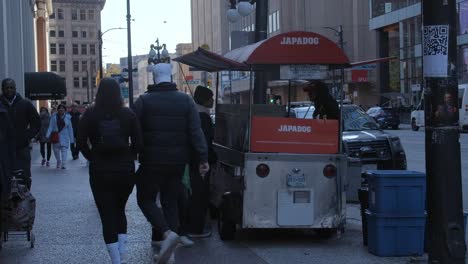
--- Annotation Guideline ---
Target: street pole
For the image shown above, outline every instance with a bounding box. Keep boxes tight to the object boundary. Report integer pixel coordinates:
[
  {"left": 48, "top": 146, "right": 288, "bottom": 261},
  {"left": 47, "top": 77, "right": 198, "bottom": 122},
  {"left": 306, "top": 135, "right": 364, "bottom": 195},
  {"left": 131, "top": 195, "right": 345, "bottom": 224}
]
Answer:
[
  {"left": 253, "top": 0, "right": 268, "bottom": 104},
  {"left": 86, "top": 69, "right": 90, "bottom": 104},
  {"left": 423, "top": 0, "right": 466, "bottom": 263},
  {"left": 126, "top": 0, "right": 134, "bottom": 108},
  {"left": 98, "top": 30, "right": 103, "bottom": 80}
]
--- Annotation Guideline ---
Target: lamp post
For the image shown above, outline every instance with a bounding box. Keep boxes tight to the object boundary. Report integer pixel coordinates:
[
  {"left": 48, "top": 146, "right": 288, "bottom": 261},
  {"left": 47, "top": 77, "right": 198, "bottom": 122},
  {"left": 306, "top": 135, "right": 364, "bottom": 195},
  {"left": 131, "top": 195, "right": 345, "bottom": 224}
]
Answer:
[
  {"left": 98, "top": 27, "right": 125, "bottom": 80},
  {"left": 126, "top": 0, "right": 134, "bottom": 107},
  {"left": 148, "top": 38, "right": 170, "bottom": 65}
]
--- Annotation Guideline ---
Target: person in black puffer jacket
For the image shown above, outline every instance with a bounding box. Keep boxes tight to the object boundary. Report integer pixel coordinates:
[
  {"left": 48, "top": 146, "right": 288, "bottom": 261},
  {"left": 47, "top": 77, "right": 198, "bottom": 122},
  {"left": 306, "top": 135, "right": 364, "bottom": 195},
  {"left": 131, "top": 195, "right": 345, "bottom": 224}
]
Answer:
[
  {"left": 132, "top": 63, "right": 208, "bottom": 264},
  {"left": 303, "top": 81, "right": 340, "bottom": 120}
]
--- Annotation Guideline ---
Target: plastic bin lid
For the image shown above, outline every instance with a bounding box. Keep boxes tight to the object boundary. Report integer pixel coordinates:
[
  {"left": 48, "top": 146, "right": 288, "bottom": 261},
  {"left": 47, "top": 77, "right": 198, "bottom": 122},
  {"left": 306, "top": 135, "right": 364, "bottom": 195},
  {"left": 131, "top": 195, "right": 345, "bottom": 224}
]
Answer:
[{"left": 365, "top": 170, "right": 425, "bottom": 178}]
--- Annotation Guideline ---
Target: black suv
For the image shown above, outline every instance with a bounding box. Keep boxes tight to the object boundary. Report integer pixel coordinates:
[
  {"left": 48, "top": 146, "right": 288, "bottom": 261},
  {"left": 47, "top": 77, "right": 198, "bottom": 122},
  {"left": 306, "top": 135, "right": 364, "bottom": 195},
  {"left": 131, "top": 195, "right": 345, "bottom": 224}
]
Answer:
[{"left": 366, "top": 106, "right": 400, "bottom": 130}]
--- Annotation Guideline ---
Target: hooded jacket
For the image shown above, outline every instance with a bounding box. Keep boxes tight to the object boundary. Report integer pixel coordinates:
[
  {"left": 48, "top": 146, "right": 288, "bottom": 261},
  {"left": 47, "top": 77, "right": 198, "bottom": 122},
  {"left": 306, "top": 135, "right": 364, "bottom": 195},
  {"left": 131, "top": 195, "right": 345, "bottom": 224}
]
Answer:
[
  {"left": 0, "top": 93, "right": 41, "bottom": 149},
  {"left": 132, "top": 83, "right": 208, "bottom": 165},
  {"left": 312, "top": 86, "right": 340, "bottom": 120},
  {"left": 0, "top": 103, "right": 14, "bottom": 200}
]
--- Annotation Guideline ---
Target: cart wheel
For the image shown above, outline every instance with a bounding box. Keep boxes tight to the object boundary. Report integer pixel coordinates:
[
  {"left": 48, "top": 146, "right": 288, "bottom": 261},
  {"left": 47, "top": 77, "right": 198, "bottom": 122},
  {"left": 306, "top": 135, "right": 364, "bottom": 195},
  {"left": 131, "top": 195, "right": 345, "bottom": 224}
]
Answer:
[{"left": 315, "top": 228, "right": 337, "bottom": 239}]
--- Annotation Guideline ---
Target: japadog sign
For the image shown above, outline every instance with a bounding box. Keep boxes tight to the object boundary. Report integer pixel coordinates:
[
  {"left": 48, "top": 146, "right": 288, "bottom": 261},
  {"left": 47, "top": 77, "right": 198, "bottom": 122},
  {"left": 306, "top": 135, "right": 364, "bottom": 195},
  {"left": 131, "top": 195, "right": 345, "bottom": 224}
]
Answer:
[{"left": 250, "top": 117, "right": 339, "bottom": 154}]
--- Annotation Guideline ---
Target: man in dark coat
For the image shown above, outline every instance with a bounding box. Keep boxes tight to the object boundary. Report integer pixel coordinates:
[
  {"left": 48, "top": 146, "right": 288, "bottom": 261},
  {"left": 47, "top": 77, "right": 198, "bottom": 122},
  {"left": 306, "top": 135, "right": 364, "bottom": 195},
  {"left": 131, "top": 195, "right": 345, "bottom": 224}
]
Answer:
[
  {"left": 132, "top": 63, "right": 209, "bottom": 263},
  {"left": 69, "top": 103, "right": 81, "bottom": 160},
  {"left": 0, "top": 78, "right": 41, "bottom": 190},
  {"left": 303, "top": 81, "right": 340, "bottom": 120}
]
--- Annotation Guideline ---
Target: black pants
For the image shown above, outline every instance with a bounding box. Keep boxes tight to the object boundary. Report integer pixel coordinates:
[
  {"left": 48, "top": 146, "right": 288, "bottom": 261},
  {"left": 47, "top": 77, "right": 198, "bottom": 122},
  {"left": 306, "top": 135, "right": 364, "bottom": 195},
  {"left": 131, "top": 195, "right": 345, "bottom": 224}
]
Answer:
[
  {"left": 70, "top": 142, "right": 79, "bottom": 159},
  {"left": 187, "top": 165, "right": 210, "bottom": 234},
  {"left": 137, "top": 164, "right": 185, "bottom": 235},
  {"left": 90, "top": 163, "right": 135, "bottom": 244},
  {"left": 14, "top": 147, "right": 31, "bottom": 190},
  {"left": 40, "top": 142, "right": 52, "bottom": 161}
]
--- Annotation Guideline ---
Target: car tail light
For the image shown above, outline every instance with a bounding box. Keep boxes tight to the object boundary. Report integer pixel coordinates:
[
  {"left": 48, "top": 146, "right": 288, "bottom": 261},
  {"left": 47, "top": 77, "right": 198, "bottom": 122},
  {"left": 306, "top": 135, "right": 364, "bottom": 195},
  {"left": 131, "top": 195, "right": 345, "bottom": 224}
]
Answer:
[
  {"left": 323, "top": 164, "right": 337, "bottom": 178},
  {"left": 256, "top": 164, "right": 270, "bottom": 178}
]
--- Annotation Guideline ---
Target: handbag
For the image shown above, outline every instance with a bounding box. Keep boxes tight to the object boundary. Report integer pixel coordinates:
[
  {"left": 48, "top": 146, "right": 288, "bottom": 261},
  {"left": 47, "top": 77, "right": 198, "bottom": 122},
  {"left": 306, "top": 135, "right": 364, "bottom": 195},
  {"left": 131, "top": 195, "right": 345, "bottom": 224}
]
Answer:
[{"left": 50, "top": 131, "right": 59, "bottom": 144}]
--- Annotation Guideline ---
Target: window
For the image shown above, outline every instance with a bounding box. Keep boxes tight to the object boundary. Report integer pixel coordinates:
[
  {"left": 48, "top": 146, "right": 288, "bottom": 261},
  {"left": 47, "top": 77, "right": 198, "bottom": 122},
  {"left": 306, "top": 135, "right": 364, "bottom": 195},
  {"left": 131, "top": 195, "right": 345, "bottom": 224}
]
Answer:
[
  {"left": 92, "top": 77, "right": 96, "bottom": 86},
  {"left": 58, "top": 30, "right": 64, "bottom": 38},
  {"left": 82, "top": 77, "right": 88, "bottom": 88},
  {"left": 73, "top": 77, "right": 80, "bottom": 88},
  {"left": 91, "top": 61, "right": 96, "bottom": 71},
  {"left": 50, "top": 43, "right": 57, "bottom": 54},
  {"left": 73, "top": 44, "right": 78, "bottom": 55},
  {"left": 59, "top": 61, "right": 66, "bottom": 72},
  {"left": 90, "top": 44, "right": 96, "bottom": 55},
  {"left": 59, "top": 44, "right": 65, "bottom": 55},
  {"left": 57, "top": 8, "right": 64, "bottom": 19},
  {"left": 72, "top": 31, "right": 78, "bottom": 38},
  {"left": 82, "top": 61, "right": 88, "bottom": 72},
  {"left": 80, "top": 10, "right": 86, "bottom": 20},
  {"left": 49, "top": 12, "right": 55, "bottom": 19},
  {"left": 51, "top": 60, "right": 57, "bottom": 71},
  {"left": 73, "top": 61, "right": 79, "bottom": 72},
  {"left": 49, "top": 30, "right": 56, "bottom": 37},
  {"left": 88, "top": 10, "right": 95, "bottom": 20},
  {"left": 71, "top": 9, "right": 77, "bottom": 20},
  {"left": 81, "top": 31, "right": 87, "bottom": 38},
  {"left": 81, "top": 44, "right": 87, "bottom": 55}
]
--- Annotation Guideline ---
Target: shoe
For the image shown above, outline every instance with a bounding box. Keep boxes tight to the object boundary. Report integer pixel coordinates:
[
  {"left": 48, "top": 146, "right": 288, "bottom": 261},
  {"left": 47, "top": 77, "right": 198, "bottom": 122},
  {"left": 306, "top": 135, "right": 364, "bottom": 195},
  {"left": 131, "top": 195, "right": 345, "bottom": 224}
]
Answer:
[
  {"left": 187, "top": 227, "right": 212, "bottom": 238},
  {"left": 56, "top": 161, "right": 61, "bottom": 169},
  {"left": 154, "top": 231, "right": 179, "bottom": 264},
  {"left": 41, "top": 159, "right": 46, "bottom": 166},
  {"left": 179, "top": 236, "right": 194, "bottom": 247},
  {"left": 61, "top": 166, "right": 66, "bottom": 170},
  {"left": 46, "top": 161, "right": 50, "bottom": 167}
]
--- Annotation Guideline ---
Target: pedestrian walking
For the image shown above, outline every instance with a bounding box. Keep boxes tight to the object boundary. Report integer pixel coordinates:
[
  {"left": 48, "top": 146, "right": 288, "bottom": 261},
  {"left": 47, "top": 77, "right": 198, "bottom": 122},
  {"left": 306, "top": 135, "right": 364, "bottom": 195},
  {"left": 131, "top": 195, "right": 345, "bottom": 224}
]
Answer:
[
  {"left": 187, "top": 85, "right": 218, "bottom": 238},
  {"left": 37, "top": 107, "right": 52, "bottom": 167},
  {"left": 0, "top": 78, "right": 40, "bottom": 190},
  {"left": 46, "top": 104, "right": 74, "bottom": 169},
  {"left": 69, "top": 103, "right": 81, "bottom": 160},
  {"left": 133, "top": 63, "right": 209, "bottom": 264},
  {"left": 77, "top": 78, "right": 142, "bottom": 264}
]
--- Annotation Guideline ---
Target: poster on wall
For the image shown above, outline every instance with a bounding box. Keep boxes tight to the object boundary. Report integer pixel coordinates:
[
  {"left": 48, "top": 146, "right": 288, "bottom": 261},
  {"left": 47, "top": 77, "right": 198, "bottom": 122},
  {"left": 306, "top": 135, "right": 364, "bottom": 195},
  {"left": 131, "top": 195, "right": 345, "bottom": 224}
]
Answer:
[{"left": 423, "top": 25, "right": 449, "bottom": 78}]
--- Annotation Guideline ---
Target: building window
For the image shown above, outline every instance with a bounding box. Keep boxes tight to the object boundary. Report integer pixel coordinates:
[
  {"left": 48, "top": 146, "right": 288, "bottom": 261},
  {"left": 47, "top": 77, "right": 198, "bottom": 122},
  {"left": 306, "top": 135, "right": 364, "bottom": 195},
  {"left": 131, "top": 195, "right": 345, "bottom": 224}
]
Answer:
[
  {"left": 91, "top": 61, "right": 96, "bottom": 71},
  {"left": 92, "top": 77, "right": 96, "bottom": 86},
  {"left": 82, "top": 77, "right": 88, "bottom": 88},
  {"left": 80, "top": 9, "right": 86, "bottom": 20},
  {"left": 81, "top": 31, "right": 87, "bottom": 38},
  {"left": 49, "top": 12, "right": 55, "bottom": 19},
  {"left": 50, "top": 43, "right": 57, "bottom": 55},
  {"left": 73, "top": 77, "right": 80, "bottom": 88},
  {"left": 51, "top": 60, "right": 57, "bottom": 71},
  {"left": 59, "top": 61, "right": 66, "bottom": 72},
  {"left": 49, "top": 30, "right": 56, "bottom": 37},
  {"left": 58, "top": 30, "right": 64, "bottom": 38},
  {"left": 71, "top": 9, "right": 77, "bottom": 20},
  {"left": 59, "top": 44, "right": 65, "bottom": 55},
  {"left": 73, "top": 44, "right": 79, "bottom": 55},
  {"left": 82, "top": 61, "right": 88, "bottom": 72},
  {"left": 73, "top": 61, "right": 79, "bottom": 72},
  {"left": 72, "top": 31, "right": 78, "bottom": 38},
  {"left": 81, "top": 44, "right": 87, "bottom": 55},
  {"left": 57, "top": 8, "right": 64, "bottom": 20},
  {"left": 88, "top": 10, "right": 95, "bottom": 20},
  {"left": 90, "top": 44, "right": 96, "bottom": 55}
]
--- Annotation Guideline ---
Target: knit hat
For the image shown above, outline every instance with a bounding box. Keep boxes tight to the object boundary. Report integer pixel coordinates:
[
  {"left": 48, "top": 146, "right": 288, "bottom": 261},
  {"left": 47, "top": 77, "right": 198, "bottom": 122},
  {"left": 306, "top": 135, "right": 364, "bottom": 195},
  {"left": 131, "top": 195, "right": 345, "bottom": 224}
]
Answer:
[
  {"left": 151, "top": 63, "right": 172, "bottom": 85},
  {"left": 193, "top": 85, "right": 213, "bottom": 105}
]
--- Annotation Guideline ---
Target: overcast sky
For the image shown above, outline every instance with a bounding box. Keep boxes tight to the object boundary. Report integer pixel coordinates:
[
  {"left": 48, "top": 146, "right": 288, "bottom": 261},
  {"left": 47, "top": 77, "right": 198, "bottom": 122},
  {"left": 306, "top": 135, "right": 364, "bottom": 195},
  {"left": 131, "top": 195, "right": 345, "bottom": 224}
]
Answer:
[{"left": 101, "top": 0, "right": 192, "bottom": 65}]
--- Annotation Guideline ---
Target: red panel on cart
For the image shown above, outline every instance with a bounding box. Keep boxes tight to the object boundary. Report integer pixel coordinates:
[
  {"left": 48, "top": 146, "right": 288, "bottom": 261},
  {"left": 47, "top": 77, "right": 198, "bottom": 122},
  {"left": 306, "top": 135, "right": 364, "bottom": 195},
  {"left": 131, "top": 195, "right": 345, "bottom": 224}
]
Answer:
[{"left": 250, "top": 117, "right": 339, "bottom": 154}]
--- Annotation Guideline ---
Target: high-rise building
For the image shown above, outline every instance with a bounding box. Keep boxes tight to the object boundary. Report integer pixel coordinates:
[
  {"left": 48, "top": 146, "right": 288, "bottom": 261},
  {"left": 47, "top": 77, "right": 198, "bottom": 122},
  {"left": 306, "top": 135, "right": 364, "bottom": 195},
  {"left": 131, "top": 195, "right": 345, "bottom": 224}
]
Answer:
[{"left": 49, "top": 0, "right": 106, "bottom": 105}]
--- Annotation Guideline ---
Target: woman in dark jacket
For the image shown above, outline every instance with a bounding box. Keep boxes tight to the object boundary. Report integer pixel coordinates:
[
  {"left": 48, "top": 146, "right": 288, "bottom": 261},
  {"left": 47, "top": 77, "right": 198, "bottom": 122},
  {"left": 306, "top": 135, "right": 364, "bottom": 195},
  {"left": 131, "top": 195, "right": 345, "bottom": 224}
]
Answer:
[
  {"left": 0, "top": 103, "right": 14, "bottom": 241},
  {"left": 37, "top": 107, "right": 52, "bottom": 167},
  {"left": 77, "top": 78, "right": 143, "bottom": 264}
]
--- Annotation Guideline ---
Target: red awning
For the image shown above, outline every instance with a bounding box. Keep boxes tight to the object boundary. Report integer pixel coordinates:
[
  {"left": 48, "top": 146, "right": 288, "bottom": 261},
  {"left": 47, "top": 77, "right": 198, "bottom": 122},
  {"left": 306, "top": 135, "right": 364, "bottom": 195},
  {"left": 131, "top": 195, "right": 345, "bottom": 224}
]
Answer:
[
  {"left": 224, "top": 31, "right": 350, "bottom": 65},
  {"left": 350, "top": 56, "right": 398, "bottom": 67},
  {"left": 173, "top": 47, "right": 248, "bottom": 72}
]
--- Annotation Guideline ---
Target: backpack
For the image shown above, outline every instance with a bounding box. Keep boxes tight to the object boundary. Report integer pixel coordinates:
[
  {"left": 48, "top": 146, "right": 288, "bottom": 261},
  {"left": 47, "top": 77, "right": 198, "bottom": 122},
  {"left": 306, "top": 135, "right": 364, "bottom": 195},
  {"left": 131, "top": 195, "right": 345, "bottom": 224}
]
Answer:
[{"left": 97, "top": 114, "right": 129, "bottom": 153}]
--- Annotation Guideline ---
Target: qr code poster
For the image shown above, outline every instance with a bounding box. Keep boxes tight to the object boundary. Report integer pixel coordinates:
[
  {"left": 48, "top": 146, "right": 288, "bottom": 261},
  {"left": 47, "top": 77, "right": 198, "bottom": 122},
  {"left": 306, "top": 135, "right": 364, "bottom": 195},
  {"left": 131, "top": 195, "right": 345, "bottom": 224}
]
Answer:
[{"left": 423, "top": 25, "right": 449, "bottom": 78}]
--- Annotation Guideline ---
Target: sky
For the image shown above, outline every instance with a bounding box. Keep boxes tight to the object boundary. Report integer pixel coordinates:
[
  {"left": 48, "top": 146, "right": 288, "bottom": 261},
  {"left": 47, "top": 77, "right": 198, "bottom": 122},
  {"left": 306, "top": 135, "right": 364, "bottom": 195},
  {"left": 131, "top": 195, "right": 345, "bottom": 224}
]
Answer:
[{"left": 101, "top": 0, "right": 192, "bottom": 65}]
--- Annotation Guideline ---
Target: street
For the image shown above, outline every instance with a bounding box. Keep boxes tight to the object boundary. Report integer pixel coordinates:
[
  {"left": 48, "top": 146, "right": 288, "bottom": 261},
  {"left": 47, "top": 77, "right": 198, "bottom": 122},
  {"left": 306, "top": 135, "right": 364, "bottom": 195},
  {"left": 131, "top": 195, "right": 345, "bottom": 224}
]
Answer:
[{"left": 0, "top": 128, "right": 467, "bottom": 264}]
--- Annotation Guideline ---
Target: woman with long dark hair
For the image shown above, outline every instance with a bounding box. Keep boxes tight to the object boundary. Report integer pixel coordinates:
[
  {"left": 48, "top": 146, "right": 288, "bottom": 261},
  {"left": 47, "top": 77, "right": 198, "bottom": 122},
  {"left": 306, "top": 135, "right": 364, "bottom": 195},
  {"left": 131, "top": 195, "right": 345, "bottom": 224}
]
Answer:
[
  {"left": 77, "top": 78, "right": 142, "bottom": 264},
  {"left": 37, "top": 107, "right": 52, "bottom": 167}
]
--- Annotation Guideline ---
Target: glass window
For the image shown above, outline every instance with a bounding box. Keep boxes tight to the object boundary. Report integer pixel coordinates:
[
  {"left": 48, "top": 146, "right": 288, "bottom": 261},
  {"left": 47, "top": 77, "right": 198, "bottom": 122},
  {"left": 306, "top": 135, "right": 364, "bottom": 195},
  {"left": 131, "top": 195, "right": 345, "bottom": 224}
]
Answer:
[
  {"left": 91, "top": 61, "right": 96, "bottom": 71},
  {"left": 57, "top": 8, "right": 64, "bottom": 19},
  {"left": 71, "top": 9, "right": 77, "bottom": 20},
  {"left": 82, "top": 77, "right": 88, "bottom": 87},
  {"left": 82, "top": 61, "right": 88, "bottom": 72},
  {"left": 81, "top": 31, "right": 87, "bottom": 38},
  {"left": 49, "top": 30, "right": 56, "bottom": 37},
  {"left": 80, "top": 10, "right": 86, "bottom": 20},
  {"left": 72, "top": 31, "right": 78, "bottom": 38},
  {"left": 59, "top": 61, "right": 66, "bottom": 72},
  {"left": 268, "top": 14, "right": 273, "bottom": 34},
  {"left": 81, "top": 44, "right": 87, "bottom": 55},
  {"left": 50, "top": 43, "right": 56, "bottom": 54},
  {"left": 51, "top": 60, "right": 57, "bottom": 71},
  {"left": 58, "top": 30, "right": 64, "bottom": 38},
  {"left": 59, "top": 44, "right": 65, "bottom": 55},
  {"left": 92, "top": 77, "right": 96, "bottom": 86},
  {"left": 460, "top": 1, "right": 468, "bottom": 35},
  {"left": 73, "top": 44, "right": 79, "bottom": 55},
  {"left": 88, "top": 10, "right": 95, "bottom": 20},
  {"left": 49, "top": 11, "right": 55, "bottom": 19},
  {"left": 90, "top": 44, "right": 96, "bottom": 55},
  {"left": 73, "top": 61, "right": 79, "bottom": 72},
  {"left": 73, "top": 77, "right": 80, "bottom": 88}
]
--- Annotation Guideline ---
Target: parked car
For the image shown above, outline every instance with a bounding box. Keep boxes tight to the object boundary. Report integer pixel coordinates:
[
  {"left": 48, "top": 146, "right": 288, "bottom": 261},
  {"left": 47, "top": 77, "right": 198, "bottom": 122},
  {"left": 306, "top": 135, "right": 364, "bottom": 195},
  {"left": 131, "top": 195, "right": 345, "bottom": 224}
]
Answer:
[{"left": 366, "top": 106, "right": 400, "bottom": 129}]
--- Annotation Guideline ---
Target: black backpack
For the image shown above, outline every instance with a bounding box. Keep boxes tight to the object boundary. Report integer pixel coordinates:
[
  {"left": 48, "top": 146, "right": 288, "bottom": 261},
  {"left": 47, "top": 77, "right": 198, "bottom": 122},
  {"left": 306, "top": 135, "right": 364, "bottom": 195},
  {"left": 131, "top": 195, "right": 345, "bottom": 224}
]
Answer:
[{"left": 97, "top": 114, "right": 128, "bottom": 153}]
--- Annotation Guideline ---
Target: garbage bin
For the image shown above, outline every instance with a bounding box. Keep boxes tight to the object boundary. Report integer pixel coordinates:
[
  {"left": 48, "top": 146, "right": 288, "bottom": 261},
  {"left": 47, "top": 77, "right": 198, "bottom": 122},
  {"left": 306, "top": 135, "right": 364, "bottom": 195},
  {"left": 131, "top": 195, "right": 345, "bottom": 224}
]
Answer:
[{"left": 358, "top": 186, "right": 369, "bottom": 246}]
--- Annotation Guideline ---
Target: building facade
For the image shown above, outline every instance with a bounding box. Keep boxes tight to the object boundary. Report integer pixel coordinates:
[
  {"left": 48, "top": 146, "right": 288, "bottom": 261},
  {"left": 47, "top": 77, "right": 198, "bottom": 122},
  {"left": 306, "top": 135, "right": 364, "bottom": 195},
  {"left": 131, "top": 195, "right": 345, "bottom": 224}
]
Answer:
[
  {"left": 369, "top": 0, "right": 468, "bottom": 106},
  {"left": 191, "top": 0, "right": 379, "bottom": 107},
  {"left": 49, "top": 0, "right": 105, "bottom": 104},
  {"left": 174, "top": 43, "right": 195, "bottom": 94}
]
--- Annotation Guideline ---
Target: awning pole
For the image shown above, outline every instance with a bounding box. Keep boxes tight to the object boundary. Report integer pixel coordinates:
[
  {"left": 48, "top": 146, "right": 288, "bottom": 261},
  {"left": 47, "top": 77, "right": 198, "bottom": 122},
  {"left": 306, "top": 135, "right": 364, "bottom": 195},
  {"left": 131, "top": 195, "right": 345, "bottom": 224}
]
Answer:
[
  {"left": 339, "top": 65, "right": 344, "bottom": 154},
  {"left": 287, "top": 80, "right": 291, "bottom": 117}
]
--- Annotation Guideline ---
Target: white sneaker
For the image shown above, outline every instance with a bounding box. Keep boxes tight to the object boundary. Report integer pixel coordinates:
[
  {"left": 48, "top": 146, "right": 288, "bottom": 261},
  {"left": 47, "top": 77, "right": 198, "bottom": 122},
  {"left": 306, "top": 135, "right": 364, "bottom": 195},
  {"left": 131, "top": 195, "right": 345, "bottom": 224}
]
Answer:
[
  {"left": 154, "top": 231, "right": 179, "bottom": 264},
  {"left": 168, "top": 253, "right": 175, "bottom": 264},
  {"left": 179, "top": 236, "right": 194, "bottom": 247}
]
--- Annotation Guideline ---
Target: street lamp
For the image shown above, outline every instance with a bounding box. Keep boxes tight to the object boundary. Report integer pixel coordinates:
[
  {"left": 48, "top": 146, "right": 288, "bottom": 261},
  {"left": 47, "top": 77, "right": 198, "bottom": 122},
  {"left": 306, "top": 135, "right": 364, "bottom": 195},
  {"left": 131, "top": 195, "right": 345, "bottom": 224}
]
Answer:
[
  {"left": 98, "top": 27, "right": 126, "bottom": 80},
  {"left": 227, "top": 0, "right": 255, "bottom": 23},
  {"left": 148, "top": 38, "right": 170, "bottom": 65}
]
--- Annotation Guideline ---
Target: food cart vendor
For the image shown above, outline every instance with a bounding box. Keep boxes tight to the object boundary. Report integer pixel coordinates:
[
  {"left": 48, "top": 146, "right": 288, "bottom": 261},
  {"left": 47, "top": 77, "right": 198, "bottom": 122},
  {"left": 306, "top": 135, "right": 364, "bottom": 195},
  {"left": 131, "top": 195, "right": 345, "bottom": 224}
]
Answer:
[{"left": 303, "top": 81, "right": 340, "bottom": 120}]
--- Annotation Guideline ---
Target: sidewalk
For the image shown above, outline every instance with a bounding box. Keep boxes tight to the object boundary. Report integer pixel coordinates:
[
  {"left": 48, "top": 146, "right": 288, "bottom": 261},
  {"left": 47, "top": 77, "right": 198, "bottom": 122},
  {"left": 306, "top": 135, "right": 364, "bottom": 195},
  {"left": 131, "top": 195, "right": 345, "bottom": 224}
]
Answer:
[{"left": 0, "top": 144, "right": 419, "bottom": 264}]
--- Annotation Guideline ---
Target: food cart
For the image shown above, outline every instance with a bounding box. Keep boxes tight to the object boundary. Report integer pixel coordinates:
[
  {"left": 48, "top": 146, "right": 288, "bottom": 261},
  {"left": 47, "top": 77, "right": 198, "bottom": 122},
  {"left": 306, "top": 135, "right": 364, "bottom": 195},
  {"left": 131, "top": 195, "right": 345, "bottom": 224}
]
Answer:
[{"left": 175, "top": 31, "right": 351, "bottom": 240}]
